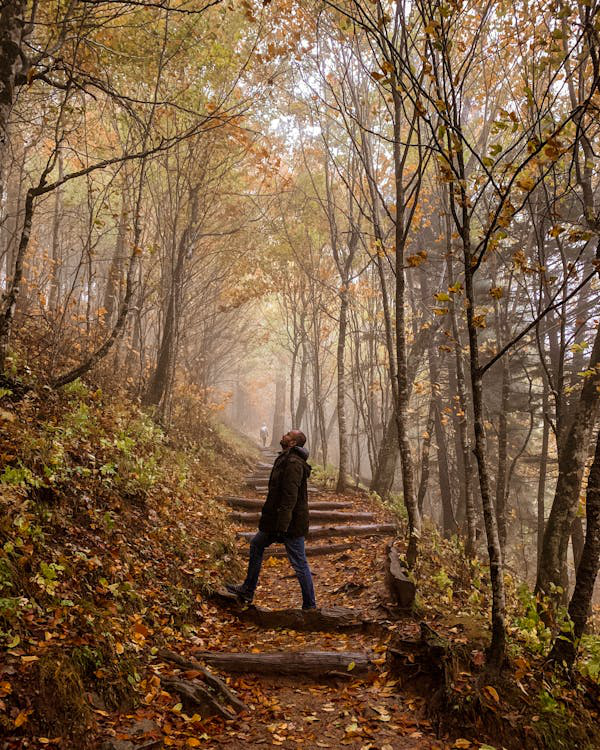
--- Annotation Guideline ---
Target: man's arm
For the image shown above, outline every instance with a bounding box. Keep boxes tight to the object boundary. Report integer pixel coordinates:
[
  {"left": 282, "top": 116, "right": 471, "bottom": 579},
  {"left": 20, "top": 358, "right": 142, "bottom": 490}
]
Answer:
[{"left": 275, "top": 459, "right": 303, "bottom": 534}]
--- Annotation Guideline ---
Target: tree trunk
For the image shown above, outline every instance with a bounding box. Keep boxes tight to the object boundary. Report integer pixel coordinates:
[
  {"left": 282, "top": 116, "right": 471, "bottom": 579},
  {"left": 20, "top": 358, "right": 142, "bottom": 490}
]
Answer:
[
  {"left": 495, "top": 358, "right": 510, "bottom": 552},
  {"left": 335, "top": 285, "right": 349, "bottom": 492},
  {"left": 417, "top": 397, "right": 435, "bottom": 515},
  {"left": 103, "top": 195, "right": 127, "bottom": 325},
  {"left": 392, "top": 84, "right": 420, "bottom": 567},
  {"left": 270, "top": 376, "right": 286, "bottom": 449},
  {"left": 433, "top": 403, "right": 457, "bottom": 537},
  {"left": 294, "top": 340, "right": 308, "bottom": 429},
  {"left": 0, "top": 0, "right": 28, "bottom": 175},
  {"left": 144, "top": 190, "right": 198, "bottom": 408},
  {"left": 0, "top": 187, "right": 33, "bottom": 370},
  {"left": 537, "top": 382, "right": 550, "bottom": 566},
  {"left": 548, "top": 428, "right": 600, "bottom": 667},
  {"left": 370, "top": 409, "right": 398, "bottom": 498},
  {"left": 48, "top": 151, "right": 63, "bottom": 313},
  {"left": 571, "top": 517, "right": 585, "bottom": 574},
  {"left": 445, "top": 213, "right": 476, "bottom": 555},
  {"left": 464, "top": 258, "right": 506, "bottom": 667},
  {"left": 427, "top": 333, "right": 458, "bottom": 536},
  {"left": 536, "top": 318, "right": 600, "bottom": 598}
]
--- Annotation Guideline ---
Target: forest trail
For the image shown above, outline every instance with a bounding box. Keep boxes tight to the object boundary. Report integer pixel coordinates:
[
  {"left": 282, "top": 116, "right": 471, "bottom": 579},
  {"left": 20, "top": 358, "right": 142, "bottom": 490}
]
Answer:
[{"left": 160, "top": 450, "right": 450, "bottom": 750}]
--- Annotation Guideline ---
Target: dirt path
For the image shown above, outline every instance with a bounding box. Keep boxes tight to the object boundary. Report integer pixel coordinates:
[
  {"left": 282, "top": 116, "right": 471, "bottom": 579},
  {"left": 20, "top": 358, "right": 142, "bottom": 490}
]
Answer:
[{"left": 191, "top": 450, "right": 450, "bottom": 750}]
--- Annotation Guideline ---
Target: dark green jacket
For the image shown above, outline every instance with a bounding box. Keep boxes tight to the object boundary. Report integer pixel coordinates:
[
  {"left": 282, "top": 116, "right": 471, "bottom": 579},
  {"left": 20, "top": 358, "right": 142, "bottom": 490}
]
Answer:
[{"left": 259, "top": 446, "right": 311, "bottom": 537}]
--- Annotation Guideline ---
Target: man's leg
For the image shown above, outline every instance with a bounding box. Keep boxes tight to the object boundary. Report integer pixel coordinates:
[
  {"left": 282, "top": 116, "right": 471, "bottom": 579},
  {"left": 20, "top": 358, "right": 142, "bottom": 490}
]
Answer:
[
  {"left": 236, "top": 530, "right": 272, "bottom": 601},
  {"left": 284, "top": 536, "right": 317, "bottom": 609}
]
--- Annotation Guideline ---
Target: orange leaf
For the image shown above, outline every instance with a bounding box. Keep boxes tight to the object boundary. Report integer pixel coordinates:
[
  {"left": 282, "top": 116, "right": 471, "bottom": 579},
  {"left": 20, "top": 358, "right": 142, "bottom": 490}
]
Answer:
[
  {"left": 483, "top": 684, "right": 500, "bottom": 703},
  {"left": 14, "top": 709, "right": 30, "bottom": 728}
]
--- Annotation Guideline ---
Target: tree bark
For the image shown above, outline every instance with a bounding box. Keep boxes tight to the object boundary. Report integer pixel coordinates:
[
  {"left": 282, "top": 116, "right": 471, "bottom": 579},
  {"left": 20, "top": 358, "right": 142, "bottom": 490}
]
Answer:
[
  {"left": 48, "top": 150, "right": 63, "bottom": 313},
  {"left": 370, "top": 409, "right": 399, "bottom": 497},
  {"left": 548, "top": 428, "right": 600, "bottom": 667},
  {"left": 495, "top": 357, "right": 510, "bottom": 552},
  {"left": 335, "top": 281, "right": 349, "bottom": 491},
  {"left": 103, "top": 191, "right": 128, "bottom": 325},
  {"left": 445, "top": 211, "right": 476, "bottom": 555},
  {"left": 536, "top": 318, "right": 600, "bottom": 597},
  {"left": 427, "top": 334, "right": 458, "bottom": 536},
  {"left": 433, "top": 403, "right": 458, "bottom": 537},
  {"left": 464, "top": 257, "right": 506, "bottom": 667},
  {"left": 392, "top": 82, "right": 421, "bottom": 567},
  {"left": 194, "top": 650, "right": 373, "bottom": 676},
  {"left": 0, "top": 187, "right": 33, "bottom": 370},
  {"left": 385, "top": 541, "right": 416, "bottom": 609},
  {"left": 270, "top": 376, "right": 286, "bottom": 449},
  {"left": 537, "top": 382, "right": 550, "bottom": 566},
  {"left": 417, "top": 397, "right": 435, "bottom": 515},
  {"left": 0, "top": 0, "right": 28, "bottom": 176}
]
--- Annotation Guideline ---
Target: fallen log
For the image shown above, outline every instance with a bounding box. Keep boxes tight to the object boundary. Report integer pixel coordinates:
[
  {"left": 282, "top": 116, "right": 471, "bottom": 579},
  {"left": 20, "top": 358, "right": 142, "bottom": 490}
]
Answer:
[
  {"left": 385, "top": 541, "right": 416, "bottom": 610},
  {"left": 247, "top": 541, "right": 354, "bottom": 557},
  {"left": 238, "top": 523, "right": 395, "bottom": 542},
  {"left": 193, "top": 650, "right": 373, "bottom": 676},
  {"left": 158, "top": 649, "right": 247, "bottom": 714},
  {"left": 244, "top": 478, "right": 320, "bottom": 492},
  {"left": 210, "top": 590, "right": 371, "bottom": 632},
  {"left": 230, "top": 509, "right": 376, "bottom": 525},
  {"left": 161, "top": 677, "right": 236, "bottom": 720},
  {"left": 221, "top": 496, "right": 353, "bottom": 511}
]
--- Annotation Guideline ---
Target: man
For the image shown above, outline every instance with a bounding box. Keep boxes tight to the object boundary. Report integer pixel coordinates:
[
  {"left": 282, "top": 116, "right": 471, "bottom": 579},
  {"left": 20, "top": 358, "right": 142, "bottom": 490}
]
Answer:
[
  {"left": 259, "top": 423, "right": 269, "bottom": 447},
  {"left": 227, "top": 429, "right": 317, "bottom": 610}
]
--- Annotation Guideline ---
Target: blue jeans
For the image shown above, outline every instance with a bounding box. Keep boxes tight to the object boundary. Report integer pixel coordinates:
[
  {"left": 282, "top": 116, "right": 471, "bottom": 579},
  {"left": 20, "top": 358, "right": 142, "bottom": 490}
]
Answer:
[{"left": 241, "top": 530, "right": 316, "bottom": 609}]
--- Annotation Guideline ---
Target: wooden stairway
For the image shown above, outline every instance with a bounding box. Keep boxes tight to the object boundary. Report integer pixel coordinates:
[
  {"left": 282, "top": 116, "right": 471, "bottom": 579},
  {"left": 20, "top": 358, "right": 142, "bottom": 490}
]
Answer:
[{"left": 224, "top": 444, "right": 397, "bottom": 556}]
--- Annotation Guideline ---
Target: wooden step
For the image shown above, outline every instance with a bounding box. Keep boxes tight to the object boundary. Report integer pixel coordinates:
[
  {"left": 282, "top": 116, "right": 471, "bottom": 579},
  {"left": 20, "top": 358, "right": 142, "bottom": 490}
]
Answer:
[
  {"left": 220, "top": 496, "right": 354, "bottom": 511},
  {"left": 210, "top": 591, "right": 371, "bottom": 632},
  {"left": 238, "top": 523, "right": 395, "bottom": 541},
  {"left": 246, "top": 483, "right": 322, "bottom": 495},
  {"left": 244, "top": 542, "right": 353, "bottom": 557},
  {"left": 230, "top": 510, "right": 376, "bottom": 525},
  {"left": 191, "top": 650, "right": 373, "bottom": 677}
]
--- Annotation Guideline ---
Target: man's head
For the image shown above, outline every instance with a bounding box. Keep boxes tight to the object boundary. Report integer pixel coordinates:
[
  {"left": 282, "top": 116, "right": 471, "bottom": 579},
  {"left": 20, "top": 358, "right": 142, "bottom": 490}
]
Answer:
[{"left": 280, "top": 429, "right": 306, "bottom": 450}]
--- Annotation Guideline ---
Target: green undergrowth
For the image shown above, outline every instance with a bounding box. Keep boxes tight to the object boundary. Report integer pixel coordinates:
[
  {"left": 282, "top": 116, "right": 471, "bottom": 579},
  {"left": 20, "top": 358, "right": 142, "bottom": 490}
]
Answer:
[
  {"left": 403, "top": 525, "right": 600, "bottom": 750},
  {"left": 0, "top": 375, "right": 254, "bottom": 746}
]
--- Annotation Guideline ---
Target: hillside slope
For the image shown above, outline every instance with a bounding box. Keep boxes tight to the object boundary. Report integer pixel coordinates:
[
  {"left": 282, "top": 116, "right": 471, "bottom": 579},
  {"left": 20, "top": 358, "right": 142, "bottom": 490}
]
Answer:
[{"left": 0, "top": 378, "right": 253, "bottom": 747}]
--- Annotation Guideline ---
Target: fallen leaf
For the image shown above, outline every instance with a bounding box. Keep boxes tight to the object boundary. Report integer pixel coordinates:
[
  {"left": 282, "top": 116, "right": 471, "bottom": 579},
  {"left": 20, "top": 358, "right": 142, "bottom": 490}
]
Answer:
[
  {"left": 15, "top": 709, "right": 31, "bottom": 728},
  {"left": 483, "top": 685, "right": 500, "bottom": 703}
]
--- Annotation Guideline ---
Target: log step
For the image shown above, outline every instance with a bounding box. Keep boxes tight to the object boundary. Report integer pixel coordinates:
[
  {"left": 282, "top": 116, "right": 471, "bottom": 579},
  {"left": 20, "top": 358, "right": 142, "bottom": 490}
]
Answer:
[
  {"left": 252, "top": 542, "right": 354, "bottom": 557},
  {"left": 230, "top": 510, "right": 376, "bottom": 525},
  {"left": 192, "top": 650, "right": 373, "bottom": 676},
  {"left": 221, "top": 496, "right": 353, "bottom": 511},
  {"left": 238, "top": 523, "right": 395, "bottom": 541},
  {"left": 211, "top": 591, "right": 371, "bottom": 632},
  {"left": 246, "top": 483, "right": 322, "bottom": 494}
]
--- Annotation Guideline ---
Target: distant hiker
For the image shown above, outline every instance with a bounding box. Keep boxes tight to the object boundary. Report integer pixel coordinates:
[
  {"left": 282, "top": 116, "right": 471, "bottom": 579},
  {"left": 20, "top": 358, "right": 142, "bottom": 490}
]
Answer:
[
  {"left": 227, "top": 429, "right": 316, "bottom": 610},
  {"left": 259, "top": 423, "right": 269, "bottom": 447}
]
